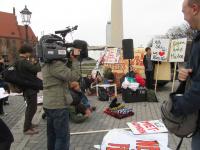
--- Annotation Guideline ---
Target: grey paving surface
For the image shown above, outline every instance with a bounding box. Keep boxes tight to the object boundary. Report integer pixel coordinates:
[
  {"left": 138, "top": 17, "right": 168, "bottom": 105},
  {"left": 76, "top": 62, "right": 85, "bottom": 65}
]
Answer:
[
  {"left": 1, "top": 82, "right": 192, "bottom": 150},
  {"left": 1, "top": 94, "right": 25, "bottom": 128}
]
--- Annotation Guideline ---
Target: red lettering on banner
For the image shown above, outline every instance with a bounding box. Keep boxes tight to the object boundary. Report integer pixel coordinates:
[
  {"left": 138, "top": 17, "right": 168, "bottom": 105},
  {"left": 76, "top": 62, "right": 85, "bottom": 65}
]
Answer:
[
  {"left": 133, "top": 56, "right": 140, "bottom": 66},
  {"left": 140, "top": 121, "right": 159, "bottom": 131},
  {"left": 131, "top": 122, "right": 146, "bottom": 134},
  {"left": 104, "top": 63, "right": 126, "bottom": 72},
  {"left": 106, "top": 143, "right": 130, "bottom": 150},
  {"left": 136, "top": 140, "right": 160, "bottom": 150}
]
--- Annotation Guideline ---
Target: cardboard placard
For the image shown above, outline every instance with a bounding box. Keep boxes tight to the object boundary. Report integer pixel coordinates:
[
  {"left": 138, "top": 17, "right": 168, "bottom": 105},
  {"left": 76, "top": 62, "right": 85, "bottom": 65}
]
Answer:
[
  {"left": 169, "top": 38, "right": 187, "bottom": 62},
  {"left": 154, "top": 62, "right": 171, "bottom": 80},
  {"left": 104, "top": 48, "right": 145, "bottom": 77},
  {"left": 104, "top": 48, "right": 121, "bottom": 64},
  {"left": 127, "top": 119, "right": 168, "bottom": 135},
  {"left": 151, "top": 39, "right": 170, "bottom": 62}
]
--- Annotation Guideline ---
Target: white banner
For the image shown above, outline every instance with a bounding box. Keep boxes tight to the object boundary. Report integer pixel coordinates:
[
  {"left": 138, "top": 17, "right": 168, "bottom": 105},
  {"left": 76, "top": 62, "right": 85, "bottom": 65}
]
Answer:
[
  {"left": 151, "top": 39, "right": 170, "bottom": 61},
  {"left": 104, "top": 48, "right": 121, "bottom": 64},
  {"left": 101, "top": 129, "right": 171, "bottom": 150},
  {"left": 127, "top": 119, "right": 168, "bottom": 135},
  {"left": 169, "top": 38, "right": 187, "bottom": 62}
]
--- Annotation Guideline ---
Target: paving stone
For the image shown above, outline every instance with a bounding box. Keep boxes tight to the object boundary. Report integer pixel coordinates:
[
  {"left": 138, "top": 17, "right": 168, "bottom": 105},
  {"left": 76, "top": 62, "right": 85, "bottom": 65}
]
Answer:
[{"left": 3, "top": 82, "right": 192, "bottom": 150}]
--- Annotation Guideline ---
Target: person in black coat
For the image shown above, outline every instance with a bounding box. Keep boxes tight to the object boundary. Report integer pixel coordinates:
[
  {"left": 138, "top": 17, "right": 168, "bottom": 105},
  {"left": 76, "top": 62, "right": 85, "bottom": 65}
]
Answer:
[
  {"left": 0, "top": 118, "right": 14, "bottom": 150},
  {"left": 16, "top": 45, "right": 41, "bottom": 135},
  {"left": 0, "top": 57, "right": 10, "bottom": 105},
  {"left": 143, "top": 47, "right": 155, "bottom": 89}
]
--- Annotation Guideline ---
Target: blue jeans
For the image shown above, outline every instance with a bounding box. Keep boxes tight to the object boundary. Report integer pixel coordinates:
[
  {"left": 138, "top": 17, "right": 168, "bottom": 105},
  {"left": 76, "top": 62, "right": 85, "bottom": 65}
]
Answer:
[
  {"left": 44, "top": 108, "right": 70, "bottom": 150},
  {"left": 192, "top": 131, "right": 200, "bottom": 150},
  {"left": 81, "top": 94, "right": 90, "bottom": 108}
]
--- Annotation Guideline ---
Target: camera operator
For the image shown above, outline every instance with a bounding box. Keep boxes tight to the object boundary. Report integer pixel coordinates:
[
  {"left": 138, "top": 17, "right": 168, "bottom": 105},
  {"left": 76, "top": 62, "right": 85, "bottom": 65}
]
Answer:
[{"left": 42, "top": 48, "right": 81, "bottom": 150}]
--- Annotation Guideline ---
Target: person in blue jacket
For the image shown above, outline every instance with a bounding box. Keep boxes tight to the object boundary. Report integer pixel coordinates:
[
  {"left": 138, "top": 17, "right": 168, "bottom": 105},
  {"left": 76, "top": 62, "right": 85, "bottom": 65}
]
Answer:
[{"left": 172, "top": 0, "right": 200, "bottom": 149}]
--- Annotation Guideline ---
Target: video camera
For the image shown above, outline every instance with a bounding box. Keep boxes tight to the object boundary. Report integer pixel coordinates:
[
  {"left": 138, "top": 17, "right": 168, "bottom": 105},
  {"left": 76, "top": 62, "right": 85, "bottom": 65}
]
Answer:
[{"left": 36, "top": 25, "right": 88, "bottom": 63}]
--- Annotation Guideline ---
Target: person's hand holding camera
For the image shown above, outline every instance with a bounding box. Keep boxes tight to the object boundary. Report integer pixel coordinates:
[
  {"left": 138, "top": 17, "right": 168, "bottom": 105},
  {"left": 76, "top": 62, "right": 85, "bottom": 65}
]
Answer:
[{"left": 70, "top": 48, "right": 81, "bottom": 61}]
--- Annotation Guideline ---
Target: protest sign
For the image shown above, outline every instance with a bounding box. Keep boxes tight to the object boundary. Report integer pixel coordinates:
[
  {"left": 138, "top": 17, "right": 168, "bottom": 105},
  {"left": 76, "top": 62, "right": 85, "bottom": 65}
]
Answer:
[
  {"left": 127, "top": 119, "right": 168, "bottom": 135},
  {"left": 101, "top": 129, "right": 170, "bottom": 150},
  {"left": 151, "top": 39, "right": 170, "bottom": 61},
  {"left": 104, "top": 48, "right": 145, "bottom": 76},
  {"left": 169, "top": 38, "right": 187, "bottom": 62},
  {"left": 104, "top": 48, "right": 121, "bottom": 64}
]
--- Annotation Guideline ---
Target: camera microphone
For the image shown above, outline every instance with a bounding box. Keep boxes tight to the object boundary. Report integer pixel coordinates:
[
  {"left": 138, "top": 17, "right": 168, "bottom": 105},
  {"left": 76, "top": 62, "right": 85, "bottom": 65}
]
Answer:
[{"left": 55, "top": 28, "right": 71, "bottom": 35}]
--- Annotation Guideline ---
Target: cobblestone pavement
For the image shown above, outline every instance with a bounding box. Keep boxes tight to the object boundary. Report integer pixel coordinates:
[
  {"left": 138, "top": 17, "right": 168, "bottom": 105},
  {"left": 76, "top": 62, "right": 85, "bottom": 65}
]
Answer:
[
  {"left": 1, "top": 94, "right": 25, "bottom": 128},
  {"left": 2, "top": 82, "right": 192, "bottom": 150}
]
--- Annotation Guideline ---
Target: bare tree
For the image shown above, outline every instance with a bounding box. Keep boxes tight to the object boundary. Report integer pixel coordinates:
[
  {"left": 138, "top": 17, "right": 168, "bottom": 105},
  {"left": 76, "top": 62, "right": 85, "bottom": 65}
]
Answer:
[{"left": 165, "top": 23, "right": 196, "bottom": 40}]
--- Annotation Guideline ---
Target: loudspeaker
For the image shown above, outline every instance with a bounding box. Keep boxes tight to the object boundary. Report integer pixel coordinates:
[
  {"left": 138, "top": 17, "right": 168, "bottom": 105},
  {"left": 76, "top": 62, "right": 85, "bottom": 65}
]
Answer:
[{"left": 122, "top": 39, "right": 134, "bottom": 59}]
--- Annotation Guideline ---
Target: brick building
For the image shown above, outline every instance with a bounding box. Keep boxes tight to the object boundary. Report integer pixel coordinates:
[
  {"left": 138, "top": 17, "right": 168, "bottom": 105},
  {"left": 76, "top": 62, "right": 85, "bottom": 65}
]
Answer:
[{"left": 0, "top": 8, "right": 37, "bottom": 63}]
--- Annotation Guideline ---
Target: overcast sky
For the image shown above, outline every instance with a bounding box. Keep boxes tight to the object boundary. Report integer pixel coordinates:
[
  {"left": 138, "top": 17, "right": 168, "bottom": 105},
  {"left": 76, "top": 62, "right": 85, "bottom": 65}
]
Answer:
[{"left": 0, "top": 0, "right": 185, "bottom": 47}]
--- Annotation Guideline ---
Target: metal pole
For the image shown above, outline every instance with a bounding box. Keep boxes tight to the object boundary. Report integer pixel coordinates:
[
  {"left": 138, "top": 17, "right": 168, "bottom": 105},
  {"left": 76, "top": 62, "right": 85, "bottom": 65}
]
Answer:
[
  {"left": 129, "top": 59, "right": 131, "bottom": 77},
  {"left": 25, "top": 25, "right": 28, "bottom": 43}
]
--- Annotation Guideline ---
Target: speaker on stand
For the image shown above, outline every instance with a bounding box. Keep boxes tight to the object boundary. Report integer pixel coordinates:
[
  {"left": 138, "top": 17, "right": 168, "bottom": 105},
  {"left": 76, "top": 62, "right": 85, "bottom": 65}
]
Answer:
[{"left": 122, "top": 39, "right": 134, "bottom": 77}]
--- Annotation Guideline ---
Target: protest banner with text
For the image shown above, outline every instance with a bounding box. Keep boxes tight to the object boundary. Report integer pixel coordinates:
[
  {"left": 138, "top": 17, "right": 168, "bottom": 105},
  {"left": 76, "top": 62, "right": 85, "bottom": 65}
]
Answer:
[
  {"left": 151, "top": 39, "right": 170, "bottom": 62},
  {"left": 169, "top": 38, "right": 187, "bottom": 62}
]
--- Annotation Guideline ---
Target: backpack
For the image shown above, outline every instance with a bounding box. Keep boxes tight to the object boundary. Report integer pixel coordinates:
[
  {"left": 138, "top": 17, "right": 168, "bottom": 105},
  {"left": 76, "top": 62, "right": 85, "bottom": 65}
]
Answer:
[
  {"left": 3, "top": 66, "right": 43, "bottom": 91},
  {"left": 98, "top": 87, "right": 109, "bottom": 101},
  {"left": 161, "top": 82, "right": 199, "bottom": 149},
  {"left": 161, "top": 93, "right": 198, "bottom": 137}
]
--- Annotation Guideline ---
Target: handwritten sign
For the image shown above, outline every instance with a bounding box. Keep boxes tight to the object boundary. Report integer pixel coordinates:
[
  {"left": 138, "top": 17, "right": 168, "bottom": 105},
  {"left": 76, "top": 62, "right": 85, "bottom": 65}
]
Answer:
[
  {"left": 104, "top": 48, "right": 145, "bottom": 77},
  {"left": 169, "top": 38, "right": 187, "bottom": 62},
  {"left": 151, "top": 39, "right": 170, "bottom": 61},
  {"left": 104, "top": 48, "right": 121, "bottom": 64},
  {"left": 101, "top": 129, "right": 170, "bottom": 150},
  {"left": 127, "top": 119, "right": 168, "bottom": 135}
]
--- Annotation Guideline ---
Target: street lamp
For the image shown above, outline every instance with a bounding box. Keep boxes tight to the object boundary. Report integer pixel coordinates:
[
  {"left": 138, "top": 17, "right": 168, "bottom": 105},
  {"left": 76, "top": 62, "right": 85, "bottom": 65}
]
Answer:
[{"left": 20, "top": 5, "right": 32, "bottom": 43}]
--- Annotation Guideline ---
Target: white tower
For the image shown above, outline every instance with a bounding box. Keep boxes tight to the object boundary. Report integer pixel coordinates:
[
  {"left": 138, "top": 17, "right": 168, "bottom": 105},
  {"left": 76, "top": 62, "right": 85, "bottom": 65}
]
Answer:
[
  {"left": 106, "top": 21, "right": 111, "bottom": 46},
  {"left": 110, "top": 0, "right": 123, "bottom": 48}
]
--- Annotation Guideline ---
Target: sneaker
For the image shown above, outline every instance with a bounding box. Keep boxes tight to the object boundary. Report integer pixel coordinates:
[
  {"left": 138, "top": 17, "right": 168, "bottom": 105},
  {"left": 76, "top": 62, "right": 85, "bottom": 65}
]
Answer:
[{"left": 24, "top": 128, "right": 39, "bottom": 135}]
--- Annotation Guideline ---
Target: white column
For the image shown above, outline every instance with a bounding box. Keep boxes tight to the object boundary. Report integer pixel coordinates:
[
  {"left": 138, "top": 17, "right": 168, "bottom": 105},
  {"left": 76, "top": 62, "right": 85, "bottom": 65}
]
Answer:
[{"left": 110, "top": 0, "right": 123, "bottom": 48}]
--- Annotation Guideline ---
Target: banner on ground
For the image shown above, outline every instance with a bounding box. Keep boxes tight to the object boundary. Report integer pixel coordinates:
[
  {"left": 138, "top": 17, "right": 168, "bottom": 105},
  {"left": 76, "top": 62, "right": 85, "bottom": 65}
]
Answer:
[
  {"left": 151, "top": 39, "right": 170, "bottom": 62},
  {"left": 101, "top": 129, "right": 170, "bottom": 150},
  {"left": 127, "top": 119, "right": 168, "bottom": 135},
  {"left": 169, "top": 38, "right": 187, "bottom": 62}
]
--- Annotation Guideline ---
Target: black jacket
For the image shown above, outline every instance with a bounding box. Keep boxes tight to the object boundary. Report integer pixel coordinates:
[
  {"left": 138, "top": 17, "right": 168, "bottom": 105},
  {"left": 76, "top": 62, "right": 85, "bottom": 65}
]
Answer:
[
  {"left": 0, "top": 118, "right": 14, "bottom": 143},
  {"left": 15, "top": 57, "right": 41, "bottom": 96},
  {"left": 173, "top": 31, "right": 200, "bottom": 116},
  {"left": 143, "top": 55, "right": 155, "bottom": 71}
]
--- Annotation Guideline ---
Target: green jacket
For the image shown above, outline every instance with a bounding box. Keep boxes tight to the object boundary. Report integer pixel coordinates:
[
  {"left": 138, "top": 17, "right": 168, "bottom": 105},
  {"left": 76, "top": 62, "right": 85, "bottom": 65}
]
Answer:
[
  {"left": 42, "top": 60, "right": 80, "bottom": 109},
  {"left": 68, "top": 106, "right": 88, "bottom": 123}
]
